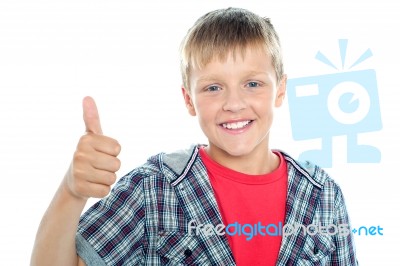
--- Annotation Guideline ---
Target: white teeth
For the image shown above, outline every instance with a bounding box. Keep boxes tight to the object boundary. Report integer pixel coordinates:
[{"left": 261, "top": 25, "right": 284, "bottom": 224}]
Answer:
[{"left": 222, "top": 120, "right": 251, "bottom": 129}]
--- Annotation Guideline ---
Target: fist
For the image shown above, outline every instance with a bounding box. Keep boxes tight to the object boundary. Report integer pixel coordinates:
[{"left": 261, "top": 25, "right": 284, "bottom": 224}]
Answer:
[{"left": 65, "top": 96, "right": 121, "bottom": 200}]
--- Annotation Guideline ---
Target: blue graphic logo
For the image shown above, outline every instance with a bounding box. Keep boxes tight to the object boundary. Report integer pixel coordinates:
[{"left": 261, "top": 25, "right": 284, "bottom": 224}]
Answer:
[{"left": 287, "top": 39, "right": 382, "bottom": 167}]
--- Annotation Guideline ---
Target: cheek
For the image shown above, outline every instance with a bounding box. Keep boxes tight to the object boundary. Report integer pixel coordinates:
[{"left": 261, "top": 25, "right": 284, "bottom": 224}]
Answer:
[
  {"left": 194, "top": 99, "right": 219, "bottom": 122},
  {"left": 252, "top": 95, "right": 274, "bottom": 112},
  {"left": 196, "top": 104, "right": 212, "bottom": 120}
]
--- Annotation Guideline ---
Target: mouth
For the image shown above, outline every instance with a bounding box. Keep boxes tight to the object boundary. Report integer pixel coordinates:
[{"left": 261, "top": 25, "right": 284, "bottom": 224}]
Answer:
[{"left": 220, "top": 120, "right": 253, "bottom": 130}]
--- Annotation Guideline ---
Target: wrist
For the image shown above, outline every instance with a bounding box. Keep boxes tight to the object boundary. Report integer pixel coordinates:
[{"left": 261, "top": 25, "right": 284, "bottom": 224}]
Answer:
[{"left": 60, "top": 176, "right": 88, "bottom": 206}]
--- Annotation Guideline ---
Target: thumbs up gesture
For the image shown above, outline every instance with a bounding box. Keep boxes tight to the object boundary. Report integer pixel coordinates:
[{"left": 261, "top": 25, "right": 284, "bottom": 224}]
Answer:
[
  {"left": 83, "top": 96, "right": 104, "bottom": 135},
  {"left": 64, "top": 96, "right": 121, "bottom": 200}
]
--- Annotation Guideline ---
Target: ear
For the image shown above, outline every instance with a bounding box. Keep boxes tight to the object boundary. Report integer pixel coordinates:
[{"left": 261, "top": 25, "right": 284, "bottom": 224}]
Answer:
[
  {"left": 181, "top": 86, "right": 196, "bottom": 116},
  {"left": 274, "top": 74, "right": 287, "bottom": 107}
]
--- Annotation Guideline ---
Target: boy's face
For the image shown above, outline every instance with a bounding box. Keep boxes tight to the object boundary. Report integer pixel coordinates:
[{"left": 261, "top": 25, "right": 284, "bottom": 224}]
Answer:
[{"left": 182, "top": 47, "right": 286, "bottom": 160}]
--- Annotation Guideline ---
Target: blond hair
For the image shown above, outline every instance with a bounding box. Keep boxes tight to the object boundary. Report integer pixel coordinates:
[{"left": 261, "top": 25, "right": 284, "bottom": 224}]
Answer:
[{"left": 180, "top": 7, "right": 284, "bottom": 91}]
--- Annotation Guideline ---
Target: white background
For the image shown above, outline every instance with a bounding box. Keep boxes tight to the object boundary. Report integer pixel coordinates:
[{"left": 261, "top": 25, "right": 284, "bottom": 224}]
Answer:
[{"left": 1, "top": 0, "right": 399, "bottom": 264}]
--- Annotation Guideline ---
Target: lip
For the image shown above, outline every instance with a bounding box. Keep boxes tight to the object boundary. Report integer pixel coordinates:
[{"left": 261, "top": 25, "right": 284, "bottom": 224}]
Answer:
[
  {"left": 220, "top": 118, "right": 252, "bottom": 123},
  {"left": 219, "top": 119, "right": 254, "bottom": 135}
]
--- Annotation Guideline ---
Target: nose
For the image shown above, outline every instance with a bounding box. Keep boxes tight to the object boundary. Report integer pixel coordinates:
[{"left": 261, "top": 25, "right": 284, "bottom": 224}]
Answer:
[{"left": 222, "top": 88, "right": 246, "bottom": 112}]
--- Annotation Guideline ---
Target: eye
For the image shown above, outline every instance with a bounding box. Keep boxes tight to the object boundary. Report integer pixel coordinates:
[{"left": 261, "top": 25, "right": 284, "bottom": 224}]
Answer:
[
  {"left": 247, "top": 81, "right": 260, "bottom": 88},
  {"left": 206, "top": 85, "right": 221, "bottom": 92}
]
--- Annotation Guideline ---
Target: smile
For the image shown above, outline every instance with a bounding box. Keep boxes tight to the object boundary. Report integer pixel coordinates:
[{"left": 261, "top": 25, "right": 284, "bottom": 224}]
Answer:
[{"left": 221, "top": 120, "right": 253, "bottom": 130}]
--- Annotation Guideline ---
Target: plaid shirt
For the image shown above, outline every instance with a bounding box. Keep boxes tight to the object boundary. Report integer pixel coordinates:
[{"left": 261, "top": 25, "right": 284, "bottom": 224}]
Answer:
[{"left": 76, "top": 145, "right": 358, "bottom": 265}]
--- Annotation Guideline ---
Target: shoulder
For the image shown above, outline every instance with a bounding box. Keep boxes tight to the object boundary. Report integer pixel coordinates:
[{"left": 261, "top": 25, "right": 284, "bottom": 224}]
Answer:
[
  {"left": 278, "top": 151, "right": 349, "bottom": 215},
  {"left": 148, "top": 144, "right": 198, "bottom": 174},
  {"left": 123, "top": 144, "right": 199, "bottom": 183},
  {"left": 279, "top": 150, "right": 338, "bottom": 190}
]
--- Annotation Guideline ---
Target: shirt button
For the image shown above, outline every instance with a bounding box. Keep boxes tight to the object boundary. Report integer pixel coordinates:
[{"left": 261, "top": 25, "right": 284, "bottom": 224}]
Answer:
[
  {"left": 313, "top": 247, "right": 319, "bottom": 254},
  {"left": 184, "top": 248, "right": 192, "bottom": 257}
]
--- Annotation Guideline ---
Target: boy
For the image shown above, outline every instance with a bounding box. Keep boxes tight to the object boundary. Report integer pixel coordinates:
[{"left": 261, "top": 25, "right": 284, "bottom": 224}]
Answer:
[{"left": 31, "top": 7, "right": 358, "bottom": 265}]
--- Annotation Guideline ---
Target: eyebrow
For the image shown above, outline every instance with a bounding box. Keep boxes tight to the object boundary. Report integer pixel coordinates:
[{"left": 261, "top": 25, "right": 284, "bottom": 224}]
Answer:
[
  {"left": 242, "top": 70, "right": 268, "bottom": 77},
  {"left": 196, "top": 71, "right": 268, "bottom": 84},
  {"left": 196, "top": 76, "right": 220, "bottom": 84}
]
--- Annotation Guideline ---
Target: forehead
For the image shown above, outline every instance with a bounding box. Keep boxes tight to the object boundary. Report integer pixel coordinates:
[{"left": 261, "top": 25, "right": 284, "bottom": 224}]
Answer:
[
  {"left": 192, "top": 46, "right": 272, "bottom": 73},
  {"left": 190, "top": 47, "right": 276, "bottom": 83},
  {"left": 190, "top": 42, "right": 269, "bottom": 70}
]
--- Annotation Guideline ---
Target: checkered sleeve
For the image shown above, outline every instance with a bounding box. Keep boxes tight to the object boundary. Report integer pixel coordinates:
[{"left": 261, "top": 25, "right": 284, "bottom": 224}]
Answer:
[
  {"left": 76, "top": 168, "right": 146, "bottom": 266},
  {"left": 331, "top": 183, "right": 358, "bottom": 265}
]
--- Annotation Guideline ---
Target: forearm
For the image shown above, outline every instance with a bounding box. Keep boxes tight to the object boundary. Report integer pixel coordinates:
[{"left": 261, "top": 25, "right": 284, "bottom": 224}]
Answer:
[
  {"left": 31, "top": 178, "right": 87, "bottom": 266},
  {"left": 31, "top": 97, "right": 120, "bottom": 265}
]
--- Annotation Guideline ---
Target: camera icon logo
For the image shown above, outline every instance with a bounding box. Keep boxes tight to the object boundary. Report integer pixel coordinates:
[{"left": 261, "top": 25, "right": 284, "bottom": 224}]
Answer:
[{"left": 287, "top": 39, "right": 382, "bottom": 167}]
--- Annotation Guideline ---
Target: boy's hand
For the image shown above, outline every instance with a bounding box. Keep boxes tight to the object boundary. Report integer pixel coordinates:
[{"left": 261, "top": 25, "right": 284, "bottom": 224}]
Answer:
[{"left": 64, "top": 96, "right": 121, "bottom": 200}]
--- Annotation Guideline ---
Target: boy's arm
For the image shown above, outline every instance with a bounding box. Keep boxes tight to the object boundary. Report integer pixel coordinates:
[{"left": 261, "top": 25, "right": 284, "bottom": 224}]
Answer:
[
  {"left": 31, "top": 178, "right": 87, "bottom": 266},
  {"left": 78, "top": 257, "right": 87, "bottom": 266},
  {"left": 31, "top": 97, "right": 121, "bottom": 266}
]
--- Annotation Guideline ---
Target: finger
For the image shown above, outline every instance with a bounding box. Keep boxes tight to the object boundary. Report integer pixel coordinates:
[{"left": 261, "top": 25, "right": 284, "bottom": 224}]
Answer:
[
  {"left": 83, "top": 96, "right": 103, "bottom": 135},
  {"left": 78, "top": 134, "right": 121, "bottom": 156},
  {"left": 85, "top": 170, "right": 117, "bottom": 186},
  {"left": 91, "top": 153, "right": 121, "bottom": 173},
  {"left": 89, "top": 183, "right": 111, "bottom": 198},
  {"left": 82, "top": 182, "right": 112, "bottom": 198}
]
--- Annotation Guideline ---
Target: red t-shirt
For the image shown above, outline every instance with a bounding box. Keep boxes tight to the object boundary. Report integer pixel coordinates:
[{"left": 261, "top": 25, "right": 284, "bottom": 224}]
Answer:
[{"left": 199, "top": 148, "right": 288, "bottom": 266}]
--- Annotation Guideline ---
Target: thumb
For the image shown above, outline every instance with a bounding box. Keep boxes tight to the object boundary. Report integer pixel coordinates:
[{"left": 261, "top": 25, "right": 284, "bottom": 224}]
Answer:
[{"left": 82, "top": 96, "right": 103, "bottom": 135}]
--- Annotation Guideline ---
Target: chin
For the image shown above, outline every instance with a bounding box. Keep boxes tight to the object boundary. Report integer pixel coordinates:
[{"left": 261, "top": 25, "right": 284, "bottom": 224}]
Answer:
[{"left": 221, "top": 145, "right": 255, "bottom": 157}]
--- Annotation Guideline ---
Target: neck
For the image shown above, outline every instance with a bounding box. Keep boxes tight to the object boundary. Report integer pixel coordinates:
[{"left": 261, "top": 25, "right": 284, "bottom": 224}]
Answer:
[{"left": 204, "top": 144, "right": 279, "bottom": 175}]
